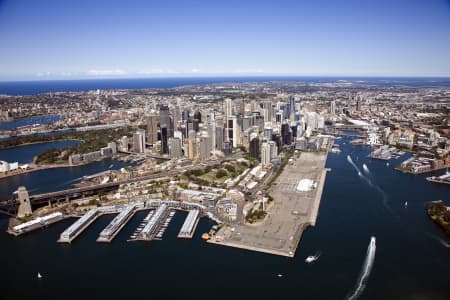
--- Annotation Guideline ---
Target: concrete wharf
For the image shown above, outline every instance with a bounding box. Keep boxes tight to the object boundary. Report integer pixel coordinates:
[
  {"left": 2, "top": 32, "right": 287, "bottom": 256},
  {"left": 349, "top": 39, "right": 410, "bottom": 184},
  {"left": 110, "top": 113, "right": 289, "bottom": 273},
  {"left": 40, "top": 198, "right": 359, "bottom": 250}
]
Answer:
[
  {"left": 178, "top": 209, "right": 200, "bottom": 239},
  {"left": 97, "top": 204, "right": 137, "bottom": 243}
]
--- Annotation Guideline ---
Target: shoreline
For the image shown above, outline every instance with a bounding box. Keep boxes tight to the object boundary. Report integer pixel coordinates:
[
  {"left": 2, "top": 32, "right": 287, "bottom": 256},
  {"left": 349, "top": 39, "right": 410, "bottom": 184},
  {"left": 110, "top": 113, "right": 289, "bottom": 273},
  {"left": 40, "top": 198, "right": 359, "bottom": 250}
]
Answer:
[
  {"left": 395, "top": 164, "right": 450, "bottom": 175},
  {"left": 0, "top": 163, "right": 75, "bottom": 180},
  {"left": 0, "top": 157, "right": 112, "bottom": 180},
  {"left": 0, "top": 138, "right": 83, "bottom": 150}
]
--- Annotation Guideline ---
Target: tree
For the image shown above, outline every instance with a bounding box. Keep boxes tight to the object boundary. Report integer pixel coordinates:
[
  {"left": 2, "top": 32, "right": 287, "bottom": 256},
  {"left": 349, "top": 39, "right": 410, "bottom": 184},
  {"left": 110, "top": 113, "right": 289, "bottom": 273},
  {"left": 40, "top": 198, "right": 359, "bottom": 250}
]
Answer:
[
  {"left": 224, "top": 164, "right": 235, "bottom": 173},
  {"left": 215, "top": 169, "right": 227, "bottom": 179}
]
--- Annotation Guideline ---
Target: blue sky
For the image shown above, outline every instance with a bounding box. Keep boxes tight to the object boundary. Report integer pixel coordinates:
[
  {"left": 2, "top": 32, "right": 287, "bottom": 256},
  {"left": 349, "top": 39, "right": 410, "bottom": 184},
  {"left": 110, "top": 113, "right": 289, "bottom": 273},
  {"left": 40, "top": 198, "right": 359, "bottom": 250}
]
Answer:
[{"left": 0, "top": 0, "right": 449, "bottom": 80}]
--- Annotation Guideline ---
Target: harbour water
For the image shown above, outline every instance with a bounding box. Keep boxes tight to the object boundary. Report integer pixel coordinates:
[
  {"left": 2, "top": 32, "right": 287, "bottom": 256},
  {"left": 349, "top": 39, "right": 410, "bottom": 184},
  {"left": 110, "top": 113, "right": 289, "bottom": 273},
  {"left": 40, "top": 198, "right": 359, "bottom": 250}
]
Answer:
[
  {"left": 0, "top": 114, "right": 61, "bottom": 131},
  {"left": 0, "top": 139, "right": 128, "bottom": 200},
  {"left": 0, "top": 140, "right": 81, "bottom": 164},
  {"left": 0, "top": 136, "right": 449, "bottom": 299}
]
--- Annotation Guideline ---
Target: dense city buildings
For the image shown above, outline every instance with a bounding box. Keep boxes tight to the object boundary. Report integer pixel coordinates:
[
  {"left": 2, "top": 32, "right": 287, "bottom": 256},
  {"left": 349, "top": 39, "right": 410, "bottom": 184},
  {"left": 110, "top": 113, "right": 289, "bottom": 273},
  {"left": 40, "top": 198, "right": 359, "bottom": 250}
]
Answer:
[{"left": 0, "top": 79, "right": 449, "bottom": 258}]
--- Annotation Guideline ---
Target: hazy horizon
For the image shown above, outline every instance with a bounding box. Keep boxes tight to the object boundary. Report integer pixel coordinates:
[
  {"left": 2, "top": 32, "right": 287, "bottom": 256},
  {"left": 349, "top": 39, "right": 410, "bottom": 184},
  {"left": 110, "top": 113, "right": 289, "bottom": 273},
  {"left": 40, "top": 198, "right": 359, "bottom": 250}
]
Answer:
[{"left": 1, "top": 74, "right": 450, "bottom": 84}]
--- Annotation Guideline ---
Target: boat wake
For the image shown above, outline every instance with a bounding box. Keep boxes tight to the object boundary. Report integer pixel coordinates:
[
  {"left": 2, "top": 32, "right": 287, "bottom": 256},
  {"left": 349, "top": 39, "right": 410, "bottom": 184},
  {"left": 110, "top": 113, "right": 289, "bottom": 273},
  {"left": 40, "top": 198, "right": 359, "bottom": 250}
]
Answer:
[
  {"left": 347, "top": 155, "right": 362, "bottom": 174},
  {"left": 347, "top": 237, "right": 376, "bottom": 300},
  {"left": 347, "top": 155, "right": 394, "bottom": 215},
  {"left": 424, "top": 232, "right": 450, "bottom": 248},
  {"left": 305, "top": 251, "right": 321, "bottom": 263},
  {"left": 57, "top": 177, "right": 82, "bottom": 187},
  {"left": 362, "top": 163, "right": 370, "bottom": 175}
]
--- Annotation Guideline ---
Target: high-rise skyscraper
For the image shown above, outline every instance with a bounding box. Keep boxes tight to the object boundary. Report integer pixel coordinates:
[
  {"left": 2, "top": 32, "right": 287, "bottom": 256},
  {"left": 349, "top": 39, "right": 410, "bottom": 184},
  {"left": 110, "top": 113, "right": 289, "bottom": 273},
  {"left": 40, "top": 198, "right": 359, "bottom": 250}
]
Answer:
[
  {"left": 192, "top": 119, "right": 199, "bottom": 132},
  {"left": 215, "top": 125, "right": 224, "bottom": 151},
  {"left": 281, "top": 122, "right": 292, "bottom": 145},
  {"left": 249, "top": 136, "right": 260, "bottom": 160},
  {"left": 330, "top": 100, "right": 336, "bottom": 115},
  {"left": 161, "top": 127, "right": 169, "bottom": 154},
  {"left": 227, "top": 115, "right": 241, "bottom": 148},
  {"left": 120, "top": 136, "right": 129, "bottom": 152},
  {"left": 264, "top": 127, "right": 273, "bottom": 141},
  {"left": 356, "top": 97, "right": 361, "bottom": 111},
  {"left": 208, "top": 113, "right": 216, "bottom": 152},
  {"left": 238, "top": 98, "right": 245, "bottom": 116},
  {"left": 187, "top": 138, "right": 198, "bottom": 161},
  {"left": 193, "top": 110, "right": 202, "bottom": 123},
  {"left": 160, "top": 105, "right": 173, "bottom": 138},
  {"left": 199, "top": 135, "right": 211, "bottom": 161},
  {"left": 133, "top": 130, "right": 146, "bottom": 153},
  {"left": 261, "top": 141, "right": 278, "bottom": 167},
  {"left": 290, "top": 95, "right": 296, "bottom": 113},
  {"left": 224, "top": 98, "right": 232, "bottom": 120},
  {"left": 181, "top": 110, "right": 189, "bottom": 121},
  {"left": 147, "top": 114, "right": 159, "bottom": 145},
  {"left": 262, "top": 101, "right": 272, "bottom": 123},
  {"left": 168, "top": 137, "right": 183, "bottom": 159}
]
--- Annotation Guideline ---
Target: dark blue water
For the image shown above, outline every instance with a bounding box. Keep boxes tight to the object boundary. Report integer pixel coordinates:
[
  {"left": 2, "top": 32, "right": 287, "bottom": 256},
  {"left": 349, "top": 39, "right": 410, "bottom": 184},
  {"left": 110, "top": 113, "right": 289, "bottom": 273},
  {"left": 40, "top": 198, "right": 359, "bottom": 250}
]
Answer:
[
  {"left": 0, "top": 77, "right": 449, "bottom": 95},
  {"left": 0, "top": 138, "right": 449, "bottom": 299},
  {"left": 0, "top": 140, "right": 81, "bottom": 164},
  {"left": 0, "top": 115, "right": 61, "bottom": 131},
  {"left": 0, "top": 157, "right": 128, "bottom": 200}
]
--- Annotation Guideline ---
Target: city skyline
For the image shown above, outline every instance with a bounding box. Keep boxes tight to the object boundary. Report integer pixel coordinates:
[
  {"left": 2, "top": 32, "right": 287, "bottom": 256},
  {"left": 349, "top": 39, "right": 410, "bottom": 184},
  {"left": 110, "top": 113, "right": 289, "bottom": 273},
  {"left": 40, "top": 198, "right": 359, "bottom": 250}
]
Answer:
[{"left": 1, "top": 0, "right": 450, "bottom": 80}]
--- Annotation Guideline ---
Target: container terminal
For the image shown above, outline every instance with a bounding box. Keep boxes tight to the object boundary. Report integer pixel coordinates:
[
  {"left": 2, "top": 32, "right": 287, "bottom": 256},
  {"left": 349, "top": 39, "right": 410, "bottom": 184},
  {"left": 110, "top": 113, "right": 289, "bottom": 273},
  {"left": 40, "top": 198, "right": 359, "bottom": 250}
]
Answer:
[{"left": 178, "top": 209, "right": 200, "bottom": 239}]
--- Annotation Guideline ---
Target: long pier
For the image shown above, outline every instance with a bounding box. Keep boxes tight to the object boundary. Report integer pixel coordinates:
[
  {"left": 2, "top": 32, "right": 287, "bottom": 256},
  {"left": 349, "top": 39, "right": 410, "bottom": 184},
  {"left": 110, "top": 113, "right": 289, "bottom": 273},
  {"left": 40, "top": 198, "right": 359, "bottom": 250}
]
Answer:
[
  {"left": 178, "top": 209, "right": 200, "bottom": 239},
  {"left": 138, "top": 204, "right": 169, "bottom": 241},
  {"left": 97, "top": 204, "right": 137, "bottom": 243},
  {"left": 58, "top": 208, "right": 101, "bottom": 243},
  {"left": 21, "top": 200, "right": 210, "bottom": 243},
  {"left": 58, "top": 205, "right": 123, "bottom": 243}
]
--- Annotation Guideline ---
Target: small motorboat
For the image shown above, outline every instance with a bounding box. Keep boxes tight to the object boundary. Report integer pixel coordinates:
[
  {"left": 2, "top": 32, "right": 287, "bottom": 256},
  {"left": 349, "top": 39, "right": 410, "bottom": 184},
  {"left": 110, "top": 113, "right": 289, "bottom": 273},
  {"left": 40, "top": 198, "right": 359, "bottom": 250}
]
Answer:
[
  {"left": 305, "top": 254, "right": 320, "bottom": 263},
  {"left": 277, "top": 274, "right": 283, "bottom": 278},
  {"left": 405, "top": 201, "right": 408, "bottom": 207}
]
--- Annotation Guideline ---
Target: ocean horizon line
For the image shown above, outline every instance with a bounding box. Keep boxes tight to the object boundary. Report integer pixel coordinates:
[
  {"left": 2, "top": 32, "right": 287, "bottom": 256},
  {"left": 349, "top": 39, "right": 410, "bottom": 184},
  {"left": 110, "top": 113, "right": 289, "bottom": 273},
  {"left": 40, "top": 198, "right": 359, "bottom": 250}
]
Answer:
[{"left": 1, "top": 74, "right": 450, "bottom": 84}]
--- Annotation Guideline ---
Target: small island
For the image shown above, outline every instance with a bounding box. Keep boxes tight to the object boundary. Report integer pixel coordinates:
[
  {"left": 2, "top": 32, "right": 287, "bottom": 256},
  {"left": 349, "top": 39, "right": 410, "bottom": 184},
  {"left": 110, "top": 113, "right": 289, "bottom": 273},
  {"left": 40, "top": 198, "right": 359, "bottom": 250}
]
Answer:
[{"left": 427, "top": 201, "right": 450, "bottom": 236}]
